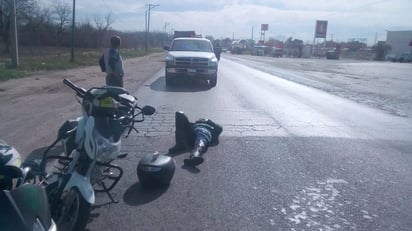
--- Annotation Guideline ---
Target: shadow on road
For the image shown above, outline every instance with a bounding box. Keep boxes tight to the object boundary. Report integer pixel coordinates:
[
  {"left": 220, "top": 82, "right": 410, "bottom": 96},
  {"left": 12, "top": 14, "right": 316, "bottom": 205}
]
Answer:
[
  {"left": 122, "top": 182, "right": 169, "bottom": 206},
  {"left": 149, "top": 76, "right": 212, "bottom": 92},
  {"left": 25, "top": 144, "right": 64, "bottom": 161}
]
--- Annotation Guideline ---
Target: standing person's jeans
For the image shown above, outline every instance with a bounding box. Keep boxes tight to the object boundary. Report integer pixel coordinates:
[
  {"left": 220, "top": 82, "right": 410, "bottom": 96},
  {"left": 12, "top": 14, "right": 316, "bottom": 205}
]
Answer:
[{"left": 106, "top": 74, "right": 123, "bottom": 88}]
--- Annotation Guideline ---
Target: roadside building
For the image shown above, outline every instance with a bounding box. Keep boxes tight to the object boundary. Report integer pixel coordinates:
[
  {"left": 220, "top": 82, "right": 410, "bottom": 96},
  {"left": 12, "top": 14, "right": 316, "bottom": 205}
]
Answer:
[{"left": 386, "top": 30, "right": 412, "bottom": 56}]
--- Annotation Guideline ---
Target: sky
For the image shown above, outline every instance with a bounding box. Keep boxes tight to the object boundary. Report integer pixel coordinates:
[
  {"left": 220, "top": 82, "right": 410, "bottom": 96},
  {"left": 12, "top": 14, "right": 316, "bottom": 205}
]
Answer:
[{"left": 40, "top": 0, "right": 411, "bottom": 45}]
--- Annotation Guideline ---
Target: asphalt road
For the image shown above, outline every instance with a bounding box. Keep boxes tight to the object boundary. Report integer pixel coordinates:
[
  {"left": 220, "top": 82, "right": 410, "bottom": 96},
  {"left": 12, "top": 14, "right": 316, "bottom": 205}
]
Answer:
[
  {"left": 85, "top": 55, "right": 412, "bottom": 231},
  {"left": 224, "top": 54, "right": 412, "bottom": 118}
]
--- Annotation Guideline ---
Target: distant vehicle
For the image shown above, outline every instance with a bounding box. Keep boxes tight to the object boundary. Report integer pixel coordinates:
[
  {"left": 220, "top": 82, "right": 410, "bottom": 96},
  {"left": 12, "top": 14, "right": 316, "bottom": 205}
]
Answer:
[
  {"left": 173, "top": 30, "right": 196, "bottom": 39},
  {"left": 326, "top": 49, "right": 340, "bottom": 60},
  {"left": 271, "top": 47, "right": 283, "bottom": 57},
  {"left": 231, "top": 40, "right": 247, "bottom": 54},
  {"left": 164, "top": 37, "right": 218, "bottom": 87},
  {"left": 386, "top": 54, "right": 396, "bottom": 61},
  {"left": 254, "top": 45, "right": 267, "bottom": 56},
  {"left": 391, "top": 53, "right": 412, "bottom": 63}
]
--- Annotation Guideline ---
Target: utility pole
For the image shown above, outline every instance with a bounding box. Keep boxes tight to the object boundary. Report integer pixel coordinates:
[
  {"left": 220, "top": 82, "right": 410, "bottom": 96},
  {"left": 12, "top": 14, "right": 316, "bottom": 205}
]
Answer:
[
  {"left": 10, "top": 0, "right": 19, "bottom": 67},
  {"left": 70, "top": 0, "right": 76, "bottom": 62},
  {"left": 163, "top": 22, "right": 169, "bottom": 45},
  {"left": 163, "top": 22, "right": 169, "bottom": 34},
  {"left": 374, "top": 32, "right": 378, "bottom": 45},
  {"left": 145, "top": 4, "right": 160, "bottom": 51}
]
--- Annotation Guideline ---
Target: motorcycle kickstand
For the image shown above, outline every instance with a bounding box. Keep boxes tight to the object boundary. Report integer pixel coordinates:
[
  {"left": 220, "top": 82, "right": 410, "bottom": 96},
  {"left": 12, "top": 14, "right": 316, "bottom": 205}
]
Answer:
[{"left": 101, "top": 181, "right": 119, "bottom": 203}]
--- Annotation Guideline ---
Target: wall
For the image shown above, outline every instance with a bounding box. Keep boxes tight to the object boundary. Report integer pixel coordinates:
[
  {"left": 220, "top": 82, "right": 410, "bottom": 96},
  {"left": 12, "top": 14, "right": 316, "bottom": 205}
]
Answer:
[{"left": 386, "top": 31, "right": 412, "bottom": 56}]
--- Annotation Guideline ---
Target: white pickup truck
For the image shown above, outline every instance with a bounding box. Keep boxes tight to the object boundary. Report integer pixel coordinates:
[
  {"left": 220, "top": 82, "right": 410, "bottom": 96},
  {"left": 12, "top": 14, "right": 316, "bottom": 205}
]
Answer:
[{"left": 164, "top": 37, "right": 218, "bottom": 87}]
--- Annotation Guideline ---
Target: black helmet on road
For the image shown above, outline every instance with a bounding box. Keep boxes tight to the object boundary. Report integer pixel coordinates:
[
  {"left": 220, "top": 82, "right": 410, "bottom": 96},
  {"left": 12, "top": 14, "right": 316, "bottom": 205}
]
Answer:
[{"left": 137, "top": 152, "right": 175, "bottom": 187}]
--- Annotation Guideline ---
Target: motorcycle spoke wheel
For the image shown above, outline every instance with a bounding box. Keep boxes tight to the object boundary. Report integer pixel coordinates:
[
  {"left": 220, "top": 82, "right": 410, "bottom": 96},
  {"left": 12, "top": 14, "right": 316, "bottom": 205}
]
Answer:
[
  {"left": 57, "top": 189, "right": 80, "bottom": 231},
  {"left": 55, "top": 188, "right": 91, "bottom": 231}
]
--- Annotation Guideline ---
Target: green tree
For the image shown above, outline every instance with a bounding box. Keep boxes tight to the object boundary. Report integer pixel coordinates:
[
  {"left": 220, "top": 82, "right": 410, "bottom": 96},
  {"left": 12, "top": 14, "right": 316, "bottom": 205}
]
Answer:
[
  {"left": 372, "top": 41, "right": 391, "bottom": 61},
  {"left": 344, "top": 41, "right": 366, "bottom": 52},
  {"left": 265, "top": 38, "right": 284, "bottom": 48},
  {"left": 205, "top": 35, "right": 214, "bottom": 42}
]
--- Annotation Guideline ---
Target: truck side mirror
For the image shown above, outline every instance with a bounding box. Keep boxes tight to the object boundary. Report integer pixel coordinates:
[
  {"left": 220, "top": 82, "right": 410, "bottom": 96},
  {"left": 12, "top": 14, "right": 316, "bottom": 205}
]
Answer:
[{"left": 164, "top": 46, "right": 169, "bottom": 51}]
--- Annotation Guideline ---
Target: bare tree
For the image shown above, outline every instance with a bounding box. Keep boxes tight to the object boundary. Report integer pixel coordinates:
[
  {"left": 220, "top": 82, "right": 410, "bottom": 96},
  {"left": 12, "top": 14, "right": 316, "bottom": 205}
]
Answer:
[
  {"left": 94, "top": 12, "right": 113, "bottom": 31},
  {"left": 19, "top": 6, "right": 55, "bottom": 46},
  {"left": 0, "top": 0, "right": 37, "bottom": 52},
  {"left": 41, "top": 7, "right": 53, "bottom": 25},
  {"left": 94, "top": 12, "right": 114, "bottom": 47},
  {"left": 53, "top": 2, "right": 71, "bottom": 46}
]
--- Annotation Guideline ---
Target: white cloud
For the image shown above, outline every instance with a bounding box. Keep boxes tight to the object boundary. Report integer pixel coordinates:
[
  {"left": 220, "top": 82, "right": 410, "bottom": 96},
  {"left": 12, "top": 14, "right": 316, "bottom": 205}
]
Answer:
[{"left": 39, "top": 0, "right": 412, "bottom": 45}]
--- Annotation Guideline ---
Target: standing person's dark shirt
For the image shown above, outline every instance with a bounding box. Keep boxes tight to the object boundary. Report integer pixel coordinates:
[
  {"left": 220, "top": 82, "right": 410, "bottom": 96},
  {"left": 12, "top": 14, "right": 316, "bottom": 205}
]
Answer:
[{"left": 104, "top": 36, "right": 125, "bottom": 87}]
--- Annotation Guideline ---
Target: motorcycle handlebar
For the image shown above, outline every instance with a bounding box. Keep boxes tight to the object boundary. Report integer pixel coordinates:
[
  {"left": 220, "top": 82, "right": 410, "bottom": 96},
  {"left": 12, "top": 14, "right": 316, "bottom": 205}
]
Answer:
[{"left": 63, "top": 78, "right": 86, "bottom": 97}]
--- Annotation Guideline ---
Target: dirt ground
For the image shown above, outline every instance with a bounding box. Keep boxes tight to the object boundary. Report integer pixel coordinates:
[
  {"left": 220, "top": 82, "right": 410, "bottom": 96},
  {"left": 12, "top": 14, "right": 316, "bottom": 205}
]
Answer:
[{"left": 0, "top": 52, "right": 166, "bottom": 156}]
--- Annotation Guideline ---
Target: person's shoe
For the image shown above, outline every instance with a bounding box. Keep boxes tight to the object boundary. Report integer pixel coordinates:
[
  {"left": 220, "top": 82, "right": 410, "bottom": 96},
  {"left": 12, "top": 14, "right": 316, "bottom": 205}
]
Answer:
[
  {"left": 184, "top": 156, "right": 204, "bottom": 166},
  {"left": 184, "top": 139, "right": 207, "bottom": 166}
]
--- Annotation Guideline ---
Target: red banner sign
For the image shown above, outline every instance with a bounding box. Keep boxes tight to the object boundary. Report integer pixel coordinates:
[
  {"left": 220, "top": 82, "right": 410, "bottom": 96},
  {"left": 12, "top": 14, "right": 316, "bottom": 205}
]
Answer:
[{"left": 315, "top": 20, "right": 328, "bottom": 38}]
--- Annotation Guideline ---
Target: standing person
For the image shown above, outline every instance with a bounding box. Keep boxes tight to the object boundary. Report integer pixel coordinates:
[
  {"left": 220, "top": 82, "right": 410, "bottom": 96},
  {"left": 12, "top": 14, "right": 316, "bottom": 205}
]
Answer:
[
  {"left": 214, "top": 43, "right": 222, "bottom": 60},
  {"left": 104, "top": 35, "right": 125, "bottom": 87}
]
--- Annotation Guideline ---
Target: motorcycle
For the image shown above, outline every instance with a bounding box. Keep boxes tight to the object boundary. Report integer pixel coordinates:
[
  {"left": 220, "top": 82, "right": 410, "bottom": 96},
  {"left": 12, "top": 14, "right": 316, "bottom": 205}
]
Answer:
[
  {"left": 39, "top": 79, "right": 155, "bottom": 231},
  {"left": 0, "top": 139, "right": 57, "bottom": 231}
]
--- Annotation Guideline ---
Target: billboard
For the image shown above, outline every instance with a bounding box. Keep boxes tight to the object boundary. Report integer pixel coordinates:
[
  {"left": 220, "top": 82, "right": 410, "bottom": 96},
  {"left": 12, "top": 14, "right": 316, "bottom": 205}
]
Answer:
[
  {"left": 261, "top": 24, "right": 269, "bottom": 31},
  {"left": 315, "top": 20, "right": 328, "bottom": 38}
]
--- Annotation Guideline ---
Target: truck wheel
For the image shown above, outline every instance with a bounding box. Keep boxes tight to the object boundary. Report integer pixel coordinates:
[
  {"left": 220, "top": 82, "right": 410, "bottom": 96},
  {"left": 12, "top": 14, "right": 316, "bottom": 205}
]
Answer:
[
  {"left": 165, "top": 73, "right": 173, "bottom": 87},
  {"left": 165, "top": 78, "right": 172, "bottom": 86},
  {"left": 210, "top": 75, "right": 217, "bottom": 87}
]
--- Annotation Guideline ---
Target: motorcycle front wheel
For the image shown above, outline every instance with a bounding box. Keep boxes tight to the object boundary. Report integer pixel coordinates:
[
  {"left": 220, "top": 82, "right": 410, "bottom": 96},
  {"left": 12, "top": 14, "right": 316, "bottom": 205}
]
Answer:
[{"left": 49, "top": 184, "right": 91, "bottom": 231}]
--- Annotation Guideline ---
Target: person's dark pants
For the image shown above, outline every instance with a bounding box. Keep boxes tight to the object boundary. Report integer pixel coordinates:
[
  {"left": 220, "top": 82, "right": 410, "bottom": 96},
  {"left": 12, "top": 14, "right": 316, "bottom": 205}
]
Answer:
[
  {"left": 106, "top": 74, "right": 123, "bottom": 87},
  {"left": 168, "top": 112, "right": 194, "bottom": 154}
]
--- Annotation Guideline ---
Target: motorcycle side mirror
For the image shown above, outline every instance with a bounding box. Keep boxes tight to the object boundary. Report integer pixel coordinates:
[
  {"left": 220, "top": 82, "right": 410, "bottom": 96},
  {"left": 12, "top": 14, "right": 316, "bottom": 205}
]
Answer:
[{"left": 142, "top": 105, "right": 156, "bottom": 116}]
